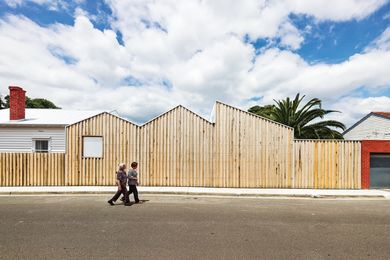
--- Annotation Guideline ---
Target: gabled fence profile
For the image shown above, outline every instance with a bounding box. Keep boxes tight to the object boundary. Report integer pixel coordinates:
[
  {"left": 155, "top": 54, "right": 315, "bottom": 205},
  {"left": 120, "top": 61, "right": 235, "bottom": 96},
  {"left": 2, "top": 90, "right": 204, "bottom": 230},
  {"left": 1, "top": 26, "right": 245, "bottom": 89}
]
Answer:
[
  {"left": 0, "top": 102, "right": 362, "bottom": 189},
  {"left": 65, "top": 112, "right": 138, "bottom": 186}
]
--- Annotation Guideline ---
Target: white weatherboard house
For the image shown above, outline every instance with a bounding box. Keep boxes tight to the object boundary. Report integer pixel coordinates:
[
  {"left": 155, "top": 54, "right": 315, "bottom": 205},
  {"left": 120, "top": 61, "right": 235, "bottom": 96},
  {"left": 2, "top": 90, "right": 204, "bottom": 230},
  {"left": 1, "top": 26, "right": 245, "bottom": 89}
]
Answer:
[
  {"left": 0, "top": 86, "right": 102, "bottom": 153},
  {"left": 343, "top": 112, "right": 390, "bottom": 140}
]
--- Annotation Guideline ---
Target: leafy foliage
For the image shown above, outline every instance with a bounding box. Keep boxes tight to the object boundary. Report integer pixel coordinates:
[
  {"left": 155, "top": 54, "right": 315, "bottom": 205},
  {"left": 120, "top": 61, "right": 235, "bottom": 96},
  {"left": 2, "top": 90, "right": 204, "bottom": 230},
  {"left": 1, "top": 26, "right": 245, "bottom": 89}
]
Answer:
[
  {"left": 0, "top": 95, "right": 60, "bottom": 109},
  {"left": 25, "top": 97, "right": 60, "bottom": 109},
  {"left": 0, "top": 95, "right": 6, "bottom": 109},
  {"left": 248, "top": 104, "right": 276, "bottom": 119},
  {"left": 248, "top": 94, "right": 346, "bottom": 139}
]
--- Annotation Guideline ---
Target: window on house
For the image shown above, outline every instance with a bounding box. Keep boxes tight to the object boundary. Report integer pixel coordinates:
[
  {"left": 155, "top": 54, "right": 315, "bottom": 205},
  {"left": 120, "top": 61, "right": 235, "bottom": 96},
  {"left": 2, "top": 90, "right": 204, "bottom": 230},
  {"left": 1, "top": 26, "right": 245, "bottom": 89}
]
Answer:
[
  {"left": 34, "top": 140, "right": 50, "bottom": 153},
  {"left": 83, "top": 136, "right": 103, "bottom": 158}
]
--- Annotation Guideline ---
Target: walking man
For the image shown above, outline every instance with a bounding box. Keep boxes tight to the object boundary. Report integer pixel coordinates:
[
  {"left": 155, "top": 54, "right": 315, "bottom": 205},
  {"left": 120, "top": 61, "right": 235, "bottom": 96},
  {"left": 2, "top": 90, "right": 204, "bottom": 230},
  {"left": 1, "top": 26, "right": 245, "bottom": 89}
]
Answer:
[{"left": 108, "top": 163, "right": 130, "bottom": 206}]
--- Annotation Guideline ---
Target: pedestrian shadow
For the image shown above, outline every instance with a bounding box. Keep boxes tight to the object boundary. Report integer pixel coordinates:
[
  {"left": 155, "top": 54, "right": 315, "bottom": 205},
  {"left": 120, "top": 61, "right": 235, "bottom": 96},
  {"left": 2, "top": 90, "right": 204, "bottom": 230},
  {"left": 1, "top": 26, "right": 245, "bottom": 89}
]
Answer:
[
  {"left": 130, "top": 200, "right": 149, "bottom": 205},
  {"left": 112, "top": 199, "right": 150, "bottom": 206}
]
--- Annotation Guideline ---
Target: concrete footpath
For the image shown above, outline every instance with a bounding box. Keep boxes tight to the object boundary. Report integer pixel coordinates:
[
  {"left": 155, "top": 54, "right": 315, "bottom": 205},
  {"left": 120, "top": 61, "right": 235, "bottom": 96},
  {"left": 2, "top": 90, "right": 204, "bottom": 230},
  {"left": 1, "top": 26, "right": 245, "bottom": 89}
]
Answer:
[{"left": 0, "top": 186, "right": 389, "bottom": 198}]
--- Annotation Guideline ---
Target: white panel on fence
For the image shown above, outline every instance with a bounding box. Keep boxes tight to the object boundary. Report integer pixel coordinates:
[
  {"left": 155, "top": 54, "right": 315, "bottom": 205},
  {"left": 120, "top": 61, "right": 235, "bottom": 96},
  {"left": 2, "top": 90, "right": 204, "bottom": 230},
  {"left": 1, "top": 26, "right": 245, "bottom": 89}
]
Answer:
[{"left": 83, "top": 137, "right": 103, "bottom": 158}]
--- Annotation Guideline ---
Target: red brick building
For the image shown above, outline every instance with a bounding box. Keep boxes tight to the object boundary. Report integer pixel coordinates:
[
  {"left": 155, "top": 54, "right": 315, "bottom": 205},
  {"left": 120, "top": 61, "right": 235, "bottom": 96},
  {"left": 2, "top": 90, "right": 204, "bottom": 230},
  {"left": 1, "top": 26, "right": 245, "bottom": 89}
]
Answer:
[{"left": 344, "top": 113, "right": 390, "bottom": 189}]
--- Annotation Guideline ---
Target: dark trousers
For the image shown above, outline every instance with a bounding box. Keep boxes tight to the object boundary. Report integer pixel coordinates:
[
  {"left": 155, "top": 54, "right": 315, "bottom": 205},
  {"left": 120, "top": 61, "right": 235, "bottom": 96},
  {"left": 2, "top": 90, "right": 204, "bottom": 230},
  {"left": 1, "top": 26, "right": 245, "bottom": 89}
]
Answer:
[
  {"left": 110, "top": 184, "right": 129, "bottom": 204},
  {"left": 128, "top": 185, "right": 139, "bottom": 202}
]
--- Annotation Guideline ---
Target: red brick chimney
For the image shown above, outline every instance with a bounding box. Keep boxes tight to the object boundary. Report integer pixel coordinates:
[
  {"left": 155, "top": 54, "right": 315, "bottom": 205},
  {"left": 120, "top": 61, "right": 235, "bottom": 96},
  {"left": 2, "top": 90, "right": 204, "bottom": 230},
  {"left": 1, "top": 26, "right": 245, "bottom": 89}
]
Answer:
[{"left": 9, "top": 86, "right": 26, "bottom": 121}]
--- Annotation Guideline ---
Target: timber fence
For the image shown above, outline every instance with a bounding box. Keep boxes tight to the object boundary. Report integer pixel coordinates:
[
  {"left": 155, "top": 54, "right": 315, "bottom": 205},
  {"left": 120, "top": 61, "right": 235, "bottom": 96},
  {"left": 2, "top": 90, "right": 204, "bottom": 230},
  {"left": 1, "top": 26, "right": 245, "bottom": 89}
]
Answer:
[
  {"left": 0, "top": 103, "right": 362, "bottom": 188},
  {"left": 293, "top": 140, "right": 361, "bottom": 189},
  {"left": 0, "top": 140, "right": 361, "bottom": 188},
  {"left": 0, "top": 153, "right": 65, "bottom": 186}
]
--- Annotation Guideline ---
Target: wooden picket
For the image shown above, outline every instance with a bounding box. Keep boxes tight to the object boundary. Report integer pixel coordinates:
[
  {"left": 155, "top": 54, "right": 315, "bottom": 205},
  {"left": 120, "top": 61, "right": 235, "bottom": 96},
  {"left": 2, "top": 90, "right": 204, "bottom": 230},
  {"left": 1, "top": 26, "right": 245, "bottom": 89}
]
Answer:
[
  {"left": 0, "top": 152, "right": 65, "bottom": 186},
  {"left": 0, "top": 103, "right": 362, "bottom": 189},
  {"left": 293, "top": 140, "right": 361, "bottom": 189}
]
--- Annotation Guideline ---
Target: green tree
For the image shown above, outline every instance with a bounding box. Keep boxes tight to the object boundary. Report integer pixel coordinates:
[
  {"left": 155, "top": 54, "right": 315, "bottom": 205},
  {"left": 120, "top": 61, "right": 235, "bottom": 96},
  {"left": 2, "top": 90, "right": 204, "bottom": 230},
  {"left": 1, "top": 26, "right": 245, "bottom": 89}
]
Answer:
[
  {"left": 25, "top": 97, "right": 60, "bottom": 109},
  {"left": 0, "top": 95, "right": 60, "bottom": 109},
  {"left": 248, "top": 104, "right": 276, "bottom": 118},
  {"left": 248, "top": 94, "right": 346, "bottom": 139},
  {"left": 0, "top": 95, "right": 6, "bottom": 109}
]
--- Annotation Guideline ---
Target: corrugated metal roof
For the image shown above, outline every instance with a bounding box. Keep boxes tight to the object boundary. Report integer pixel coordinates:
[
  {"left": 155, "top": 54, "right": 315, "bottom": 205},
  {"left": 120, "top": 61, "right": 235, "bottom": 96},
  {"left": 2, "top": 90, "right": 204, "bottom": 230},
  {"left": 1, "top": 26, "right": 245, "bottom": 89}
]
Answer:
[{"left": 0, "top": 109, "right": 104, "bottom": 126}]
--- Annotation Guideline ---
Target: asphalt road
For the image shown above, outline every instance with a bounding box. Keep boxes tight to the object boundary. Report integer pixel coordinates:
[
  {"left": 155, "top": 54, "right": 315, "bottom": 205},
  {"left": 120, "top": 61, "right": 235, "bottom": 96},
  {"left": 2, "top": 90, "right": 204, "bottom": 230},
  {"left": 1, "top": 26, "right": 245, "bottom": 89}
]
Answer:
[{"left": 0, "top": 195, "right": 389, "bottom": 260}]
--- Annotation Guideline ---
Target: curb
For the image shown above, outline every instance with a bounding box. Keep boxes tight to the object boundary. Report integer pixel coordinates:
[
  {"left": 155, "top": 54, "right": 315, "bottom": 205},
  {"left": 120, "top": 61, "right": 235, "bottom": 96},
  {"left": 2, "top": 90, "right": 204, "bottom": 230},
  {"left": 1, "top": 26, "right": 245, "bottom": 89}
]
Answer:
[{"left": 0, "top": 191, "right": 386, "bottom": 199}]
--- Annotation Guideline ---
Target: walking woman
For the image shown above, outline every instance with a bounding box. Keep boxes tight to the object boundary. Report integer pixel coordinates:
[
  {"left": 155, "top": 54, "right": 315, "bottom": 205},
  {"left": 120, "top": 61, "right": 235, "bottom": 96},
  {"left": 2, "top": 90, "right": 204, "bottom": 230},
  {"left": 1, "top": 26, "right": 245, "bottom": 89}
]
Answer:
[
  {"left": 108, "top": 163, "right": 130, "bottom": 206},
  {"left": 128, "top": 162, "right": 140, "bottom": 203}
]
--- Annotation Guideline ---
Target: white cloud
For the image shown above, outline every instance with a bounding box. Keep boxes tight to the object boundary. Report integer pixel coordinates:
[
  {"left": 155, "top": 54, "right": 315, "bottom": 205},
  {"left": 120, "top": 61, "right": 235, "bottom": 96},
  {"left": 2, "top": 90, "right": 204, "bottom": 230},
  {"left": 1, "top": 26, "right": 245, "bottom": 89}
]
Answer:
[
  {"left": 288, "top": 0, "right": 388, "bottom": 21},
  {"left": 366, "top": 27, "right": 390, "bottom": 51},
  {"left": 277, "top": 21, "right": 304, "bottom": 50},
  {"left": 4, "top": 0, "right": 24, "bottom": 7},
  {"left": 0, "top": 0, "right": 389, "bottom": 126},
  {"left": 329, "top": 96, "right": 390, "bottom": 127}
]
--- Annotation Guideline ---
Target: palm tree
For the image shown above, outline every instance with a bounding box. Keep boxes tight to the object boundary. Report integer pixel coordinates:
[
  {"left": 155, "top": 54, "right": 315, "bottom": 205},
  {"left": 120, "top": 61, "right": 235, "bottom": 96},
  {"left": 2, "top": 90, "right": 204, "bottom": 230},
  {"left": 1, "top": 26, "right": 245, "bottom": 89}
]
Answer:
[{"left": 249, "top": 94, "right": 346, "bottom": 139}]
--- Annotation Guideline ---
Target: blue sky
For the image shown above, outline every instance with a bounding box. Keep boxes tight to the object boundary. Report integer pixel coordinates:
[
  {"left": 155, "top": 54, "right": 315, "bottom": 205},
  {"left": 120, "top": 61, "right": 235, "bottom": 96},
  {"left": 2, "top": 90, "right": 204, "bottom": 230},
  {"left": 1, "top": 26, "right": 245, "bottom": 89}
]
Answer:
[
  {"left": 1, "top": 0, "right": 388, "bottom": 63},
  {"left": 0, "top": 0, "right": 389, "bottom": 125},
  {"left": 0, "top": 1, "right": 112, "bottom": 29},
  {"left": 250, "top": 5, "right": 390, "bottom": 63}
]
